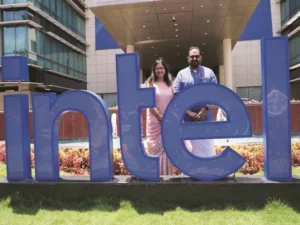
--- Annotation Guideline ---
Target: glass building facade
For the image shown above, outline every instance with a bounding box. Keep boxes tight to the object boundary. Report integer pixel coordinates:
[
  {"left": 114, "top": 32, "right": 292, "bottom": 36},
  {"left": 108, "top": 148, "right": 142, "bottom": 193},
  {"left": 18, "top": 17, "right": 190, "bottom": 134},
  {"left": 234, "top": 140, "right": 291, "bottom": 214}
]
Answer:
[
  {"left": 280, "top": 0, "right": 300, "bottom": 25},
  {"left": 1, "top": 0, "right": 87, "bottom": 89},
  {"left": 289, "top": 33, "right": 300, "bottom": 67},
  {"left": 28, "top": 0, "right": 85, "bottom": 39},
  {"left": 280, "top": 0, "right": 300, "bottom": 100},
  {"left": 280, "top": 0, "right": 300, "bottom": 69}
]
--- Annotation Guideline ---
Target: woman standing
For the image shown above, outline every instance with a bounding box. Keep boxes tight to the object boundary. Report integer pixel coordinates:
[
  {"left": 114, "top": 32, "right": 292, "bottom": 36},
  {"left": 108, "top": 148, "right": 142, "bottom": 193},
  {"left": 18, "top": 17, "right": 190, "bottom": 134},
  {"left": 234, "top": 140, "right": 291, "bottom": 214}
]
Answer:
[{"left": 145, "top": 58, "right": 174, "bottom": 175}]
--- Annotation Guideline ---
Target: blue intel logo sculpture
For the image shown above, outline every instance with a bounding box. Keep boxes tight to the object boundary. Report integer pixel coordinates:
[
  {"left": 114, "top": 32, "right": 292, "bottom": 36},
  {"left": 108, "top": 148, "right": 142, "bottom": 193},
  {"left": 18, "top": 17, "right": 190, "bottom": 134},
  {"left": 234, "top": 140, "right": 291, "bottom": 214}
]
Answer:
[{"left": 2, "top": 37, "right": 292, "bottom": 182}]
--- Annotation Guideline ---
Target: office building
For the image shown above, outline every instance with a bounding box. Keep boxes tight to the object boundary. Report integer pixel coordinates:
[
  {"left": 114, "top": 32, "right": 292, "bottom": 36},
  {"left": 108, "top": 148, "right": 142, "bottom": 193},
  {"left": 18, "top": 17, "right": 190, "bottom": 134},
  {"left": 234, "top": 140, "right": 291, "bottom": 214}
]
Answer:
[
  {"left": 0, "top": 0, "right": 88, "bottom": 94},
  {"left": 86, "top": 0, "right": 300, "bottom": 105},
  {"left": 1, "top": 0, "right": 299, "bottom": 107},
  {"left": 281, "top": 0, "right": 300, "bottom": 99}
]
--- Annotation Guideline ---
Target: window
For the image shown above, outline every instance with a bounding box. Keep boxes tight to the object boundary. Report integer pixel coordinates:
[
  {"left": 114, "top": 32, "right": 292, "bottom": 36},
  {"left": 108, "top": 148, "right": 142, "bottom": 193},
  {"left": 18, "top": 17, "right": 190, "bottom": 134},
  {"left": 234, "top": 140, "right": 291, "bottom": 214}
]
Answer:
[
  {"left": 8, "top": 27, "right": 87, "bottom": 80},
  {"left": 79, "top": 55, "right": 83, "bottom": 73},
  {"left": 15, "top": 10, "right": 28, "bottom": 20},
  {"left": 62, "top": 0, "right": 68, "bottom": 28},
  {"left": 83, "top": 58, "right": 86, "bottom": 73},
  {"left": 2, "top": 0, "right": 27, "bottom": 4},
  {"left": 3, "top": 27, "right": 16, "bottom": 54},
  {"left": 37, "top": 31, "right": 44, "bottom": 56},
  {"left": 3, "top": 11, "right": 14, "bottom": 21},
  {"left": 30, "top": 0, "right": 86, "bottom": 39},
  {"left": 3, "top": 26, "right": 28, "bottom": 56},
  {"left": 102, "top": 94, "right": 118, "bottom": 107},
  {"left": 27, "top": 26, "right": 37, "bottom": 63},
  {"left": 52, "top": 41, "right": 58, "bottom": 71},
  {"left": 30, "top": 40, "right": 37, "bottom": 52},
  {"left": 16, "top": 27, "right": 28, "bottom": 54},
  {"left": 28, "top": 27, "right": 37, "bottom": 53},
  {"left": 2, "top": 0, "right": 14, "bottom": 3},
  {"left": 3, "top": 10, "right": 27, "bottom": 21},
  {"left": 50, "top": 0, "right": 56, "bottom": 19},
  {"left": 281, "top": 0, "right": 300, "bottom": 25},
  {"left": 289, "top": 32, "right": 300, "bottom": 66},
  {"left": 57, "top": 0, "right": 63, "bottom": 23},
  {"left": 67, "top": 5, "right": 73, "bottom": 32},
  {"left": 237, "top": 87, "right": 262, "bottom": 102},
  {"left": 44, "top": 0, "right": 51, "bottom": 11},
  {"left": 44, "top": 35, "right": 52, "bottom": 69},
  {"left": 37, "top": 31, "right": 44, "bottom": 67}
]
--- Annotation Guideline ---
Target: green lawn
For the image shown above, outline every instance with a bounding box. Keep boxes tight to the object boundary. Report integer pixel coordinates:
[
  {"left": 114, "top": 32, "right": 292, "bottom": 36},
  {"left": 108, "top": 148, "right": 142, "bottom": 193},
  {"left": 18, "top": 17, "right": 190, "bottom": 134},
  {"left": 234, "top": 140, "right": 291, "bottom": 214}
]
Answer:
[
  {"left": 0, "top": 193, "right": 299, "bottom": 224},
  {"left": 0, "top": 163, "right": 300, "bottom": 224}
]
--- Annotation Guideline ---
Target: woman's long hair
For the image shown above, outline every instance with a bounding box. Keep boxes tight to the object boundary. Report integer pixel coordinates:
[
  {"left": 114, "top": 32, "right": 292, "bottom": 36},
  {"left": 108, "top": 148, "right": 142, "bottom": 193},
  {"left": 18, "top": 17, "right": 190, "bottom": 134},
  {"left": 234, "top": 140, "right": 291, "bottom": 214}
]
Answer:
[{"left": 147, "top": 57, "right": 173, "bottom": 87}]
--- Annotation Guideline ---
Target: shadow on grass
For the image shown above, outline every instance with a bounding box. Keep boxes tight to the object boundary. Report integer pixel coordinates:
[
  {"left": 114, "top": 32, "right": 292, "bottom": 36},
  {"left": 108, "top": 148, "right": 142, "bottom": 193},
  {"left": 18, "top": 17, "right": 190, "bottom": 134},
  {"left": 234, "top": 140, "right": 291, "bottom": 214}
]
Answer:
[
  {"left": 2, "top": 168, "right": 300, "bottom": 216},
  {"left": 5, "top": 191, "right": 300, "bottom": 216},
  {"left": 8, "top": 193, "right": 121, "bottom": 215}
]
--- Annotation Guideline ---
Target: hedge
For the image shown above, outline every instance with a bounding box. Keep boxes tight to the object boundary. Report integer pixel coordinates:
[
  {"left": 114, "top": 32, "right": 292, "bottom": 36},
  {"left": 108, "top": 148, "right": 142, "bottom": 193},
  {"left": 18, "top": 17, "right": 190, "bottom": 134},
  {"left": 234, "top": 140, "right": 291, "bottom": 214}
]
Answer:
[{"left": 0, "top": 142, "right": 300, "bottom": 175}]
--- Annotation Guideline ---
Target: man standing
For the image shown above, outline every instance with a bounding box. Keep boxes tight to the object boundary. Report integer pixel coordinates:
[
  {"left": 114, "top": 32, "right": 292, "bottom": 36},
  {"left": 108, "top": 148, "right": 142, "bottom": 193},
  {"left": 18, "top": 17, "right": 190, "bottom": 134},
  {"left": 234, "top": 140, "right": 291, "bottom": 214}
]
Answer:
[{"left": 173, "top": 46, "right": 218, "bottom": 157}]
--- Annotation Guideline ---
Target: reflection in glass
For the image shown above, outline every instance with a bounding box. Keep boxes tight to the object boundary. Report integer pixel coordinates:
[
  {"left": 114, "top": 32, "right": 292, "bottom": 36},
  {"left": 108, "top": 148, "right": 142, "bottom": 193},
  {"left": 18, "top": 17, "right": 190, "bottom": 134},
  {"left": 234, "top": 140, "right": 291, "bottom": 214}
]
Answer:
[
  {"left": 29, "top": 0, "right": 85, "bottom": 39},
  {"left": 3, "top": 11, "right": 14, "bottom": 21},
  {"left": 16, "top": 26, "right": 28, "bottom": 55},
  {"left": 2, "top": 0, "right": 27, "bottom": 4},
  {"left": 57, "top": 0, "right": 63, "bottom": 23},
  {"left": 2, "top": 0, "right": 15, "bottom": 4},
  {"left": 28, "top": 27, "right": 37, "bottom": 63},
  {"left": 237, "top": 87, "right": 262, "bottom": 102},
  {"left": 289, "top": 32, "right": 300, "bottom": 66},
  {"left": 3, "top": 27, "right": 15, "bottom": 54},
  {"left": 3, "top": 26, "right": 28, "bottom": 56},
  {"left": 280, "top": 0, "right": 300, "bottom": 25},
  {"left": 3, "top": 10, "right": 27, "bottom": 21},
  {"left": 15, "top": 10, "right": 28, "bottom": 20},
  {"left": 15, "top": 0, "right": 27, "bottom": 3},
  {"left": 2, "top": 25, "right": 86, "bottom": 80}
]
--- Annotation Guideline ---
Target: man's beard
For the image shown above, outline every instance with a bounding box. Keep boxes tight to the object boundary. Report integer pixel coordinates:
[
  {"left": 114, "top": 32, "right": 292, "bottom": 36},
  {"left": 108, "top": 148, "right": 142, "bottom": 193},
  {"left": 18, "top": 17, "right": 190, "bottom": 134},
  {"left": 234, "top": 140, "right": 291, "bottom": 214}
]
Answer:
[{"left": 189, "top": 60, "right": 199, "bottom": 68}]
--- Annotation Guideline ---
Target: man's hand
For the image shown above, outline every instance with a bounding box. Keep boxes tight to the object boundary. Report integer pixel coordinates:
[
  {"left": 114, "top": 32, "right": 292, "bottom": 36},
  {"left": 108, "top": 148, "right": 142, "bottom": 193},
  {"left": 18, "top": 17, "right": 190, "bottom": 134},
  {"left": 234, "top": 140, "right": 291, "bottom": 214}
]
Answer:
[
  {"left": 195, "top": 107, "right": 208, "bottom": 121},
  {"left": 187, "top": 111, "right": 198, "bottom": 120},
  {"left": 156, "top": 113, "right": 163, "bottom": 122}
]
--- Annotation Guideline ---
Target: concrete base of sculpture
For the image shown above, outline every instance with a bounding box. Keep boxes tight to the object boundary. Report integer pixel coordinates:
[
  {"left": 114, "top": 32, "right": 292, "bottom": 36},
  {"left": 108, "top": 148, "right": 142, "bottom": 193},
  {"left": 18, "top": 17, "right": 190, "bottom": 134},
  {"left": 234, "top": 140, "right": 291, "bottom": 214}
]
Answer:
[{"left": 0, "top": 175, "right": 300, "bottom": 206}]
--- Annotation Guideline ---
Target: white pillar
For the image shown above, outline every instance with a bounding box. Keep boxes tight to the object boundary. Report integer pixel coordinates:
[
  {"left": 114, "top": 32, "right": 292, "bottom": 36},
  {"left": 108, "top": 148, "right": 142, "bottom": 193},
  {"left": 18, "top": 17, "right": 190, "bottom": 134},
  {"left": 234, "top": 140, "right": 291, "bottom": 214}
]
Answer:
[
  {"left": 126, "top": 45, "right": 134, "bottom": 53},
  {"left": 270, "top": 0, "right": 281, "bottom": 37},
  {"left": 219, "top": 65, "right": 225, "bottom": 85},
  {"left": 223, "top": 39, "right": 233, "bottom": 90}
]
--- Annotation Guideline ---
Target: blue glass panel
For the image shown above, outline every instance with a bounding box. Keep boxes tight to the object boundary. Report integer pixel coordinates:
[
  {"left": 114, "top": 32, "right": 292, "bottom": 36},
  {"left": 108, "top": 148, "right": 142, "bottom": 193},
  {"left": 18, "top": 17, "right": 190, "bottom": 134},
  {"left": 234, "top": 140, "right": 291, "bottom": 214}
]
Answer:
[{"left": 1, "top": 56, "right": 29, "bottom": 82}]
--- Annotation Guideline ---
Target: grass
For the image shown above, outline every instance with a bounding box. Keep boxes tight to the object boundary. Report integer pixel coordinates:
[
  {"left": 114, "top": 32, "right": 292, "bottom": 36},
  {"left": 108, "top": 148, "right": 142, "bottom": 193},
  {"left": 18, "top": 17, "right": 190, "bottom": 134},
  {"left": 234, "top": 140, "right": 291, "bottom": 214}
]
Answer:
[
  {"left": 1, "top": 163, "right": 300, "bottom": 224},
  {"left": 0, "top": 194, "right": 299, "bottom": 224}
]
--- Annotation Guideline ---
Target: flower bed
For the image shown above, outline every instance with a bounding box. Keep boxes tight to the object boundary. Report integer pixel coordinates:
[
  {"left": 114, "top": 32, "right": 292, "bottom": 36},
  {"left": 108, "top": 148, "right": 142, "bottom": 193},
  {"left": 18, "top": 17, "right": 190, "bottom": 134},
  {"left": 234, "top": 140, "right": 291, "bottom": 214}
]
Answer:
[{"left": 0, "top": 142, "right": 300, "bottom": 176}]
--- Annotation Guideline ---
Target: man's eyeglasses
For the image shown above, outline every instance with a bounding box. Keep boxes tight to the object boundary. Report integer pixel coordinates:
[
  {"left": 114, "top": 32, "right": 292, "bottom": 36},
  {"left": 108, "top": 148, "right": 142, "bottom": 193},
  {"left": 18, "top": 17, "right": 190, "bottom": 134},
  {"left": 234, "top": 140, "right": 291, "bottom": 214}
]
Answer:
[{"left": 189, "top": 55, "right": 200, "bottom": 59}]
